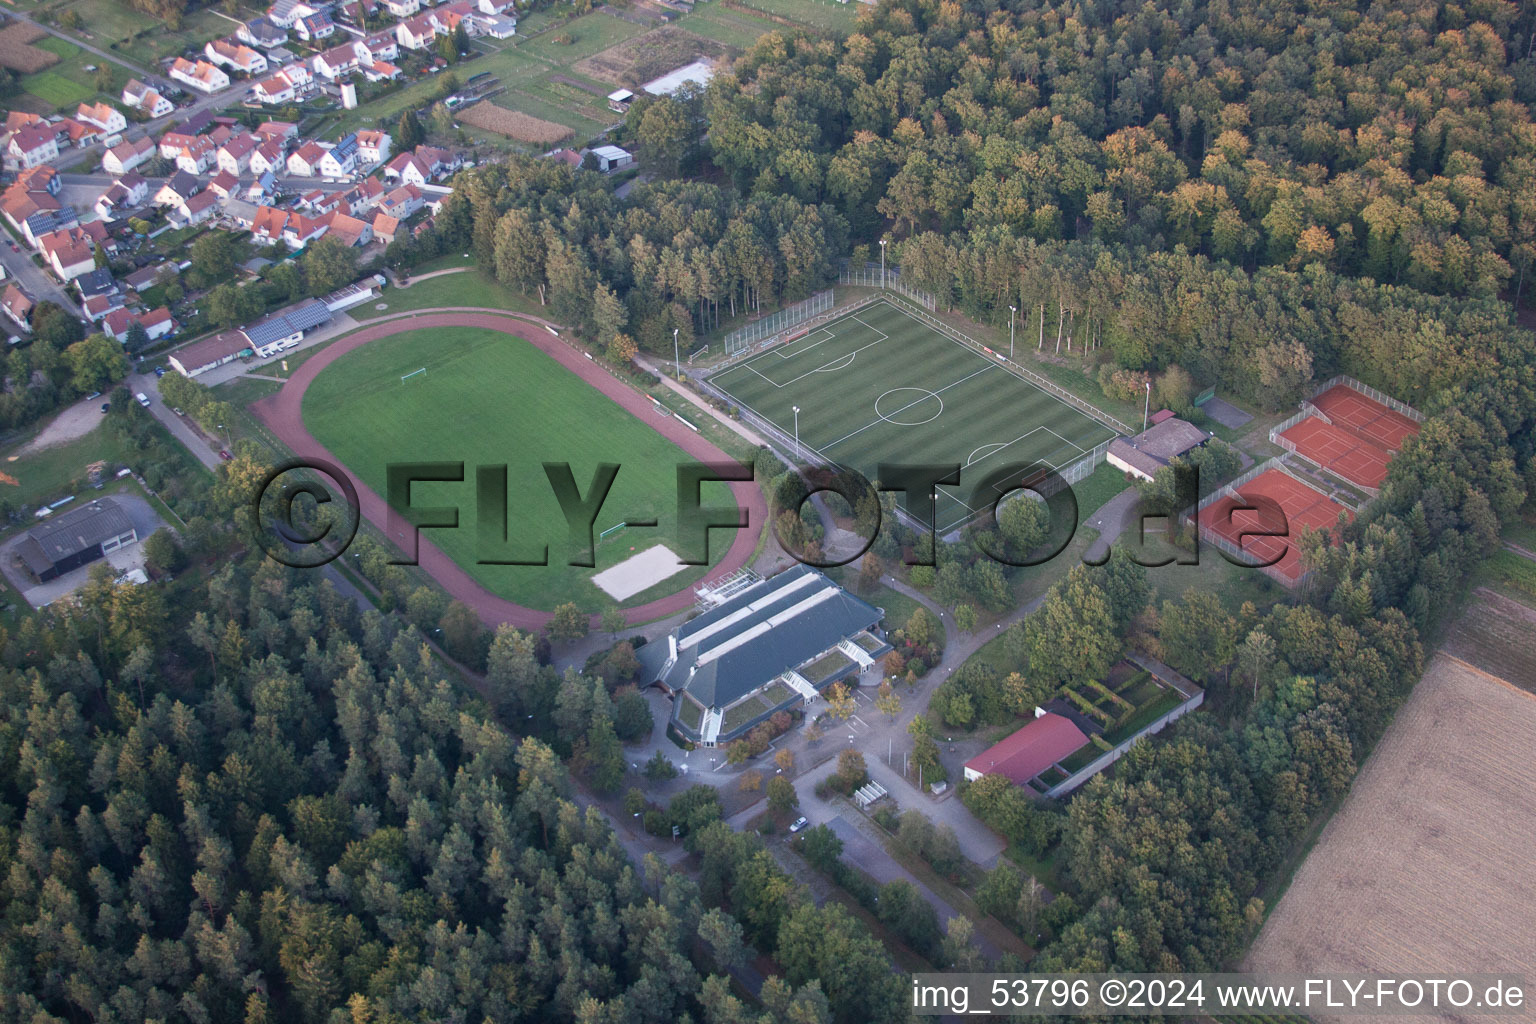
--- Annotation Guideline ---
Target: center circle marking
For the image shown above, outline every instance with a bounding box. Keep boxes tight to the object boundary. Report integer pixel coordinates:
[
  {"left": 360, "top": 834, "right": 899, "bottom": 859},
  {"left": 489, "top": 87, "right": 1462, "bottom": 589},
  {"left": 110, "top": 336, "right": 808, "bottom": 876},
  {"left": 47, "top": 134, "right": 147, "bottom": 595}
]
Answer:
[{"left": 874, "top": 388, "right": 943, "bottom": 426}]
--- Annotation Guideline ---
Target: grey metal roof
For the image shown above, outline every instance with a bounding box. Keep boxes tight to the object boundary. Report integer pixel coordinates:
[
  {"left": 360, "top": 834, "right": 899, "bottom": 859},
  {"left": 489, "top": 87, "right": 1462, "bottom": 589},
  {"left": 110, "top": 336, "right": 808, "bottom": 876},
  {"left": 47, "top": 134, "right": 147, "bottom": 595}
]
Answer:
[
  {"left": 21, "top": 498, "right": 134, "bottom": 565},
  {"left": 243, "top": 298, "right": 330, "bottom": 345},
  {"left": 74, "top": 268, "right": 116, "bottom": 298},
  {"left": 654, "top": 565, "right": 883, "bottom": 709}
]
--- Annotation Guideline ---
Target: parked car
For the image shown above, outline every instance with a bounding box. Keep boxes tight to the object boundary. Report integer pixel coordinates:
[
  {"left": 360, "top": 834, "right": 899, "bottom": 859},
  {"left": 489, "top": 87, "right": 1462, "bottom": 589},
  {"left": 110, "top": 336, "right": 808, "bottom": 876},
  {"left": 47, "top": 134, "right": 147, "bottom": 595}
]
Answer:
[
  {"left": 788, "top": 816, "right": 809, "bottom": 833},
  {"left": 218, "top": 449, "right": 232, "bottom": 462},
  {"left": 85, "top": 391, "right": 101, "bottom": 400},
  {"left": 100, "top": 403, "right": 110, "bottom": 414},
  {"left": 135, "top": 392, "right": 150, "bottom": 408},
  {"left": 153, "top": 366, "right": 166, "bottom": 377}
]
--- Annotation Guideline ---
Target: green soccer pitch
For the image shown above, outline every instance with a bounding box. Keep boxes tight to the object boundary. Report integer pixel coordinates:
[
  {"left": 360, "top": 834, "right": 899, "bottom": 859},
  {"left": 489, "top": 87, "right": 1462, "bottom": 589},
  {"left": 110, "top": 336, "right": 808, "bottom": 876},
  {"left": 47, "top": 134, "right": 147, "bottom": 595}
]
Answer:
[
  {"left": 302, "top": 326, "right": 732, "bottom": 611},
  {"left": 708, "top": 299, "right": 1117, "bottom": 533}
]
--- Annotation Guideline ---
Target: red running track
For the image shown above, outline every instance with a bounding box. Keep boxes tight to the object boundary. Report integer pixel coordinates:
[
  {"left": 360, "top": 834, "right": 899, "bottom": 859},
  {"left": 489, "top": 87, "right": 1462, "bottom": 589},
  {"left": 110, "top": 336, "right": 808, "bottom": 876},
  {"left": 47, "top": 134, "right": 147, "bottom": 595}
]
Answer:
[{"left": 251, "top": 309, "right": 768, "bottom": 630}]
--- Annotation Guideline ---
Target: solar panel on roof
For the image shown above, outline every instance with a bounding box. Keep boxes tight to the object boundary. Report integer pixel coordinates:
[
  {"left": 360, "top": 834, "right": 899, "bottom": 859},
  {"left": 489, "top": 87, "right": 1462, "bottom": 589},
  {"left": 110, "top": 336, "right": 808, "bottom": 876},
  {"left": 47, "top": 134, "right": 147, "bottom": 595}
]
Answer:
[{"left": 285, "top": 300, "right": 330, "bottom": 331}]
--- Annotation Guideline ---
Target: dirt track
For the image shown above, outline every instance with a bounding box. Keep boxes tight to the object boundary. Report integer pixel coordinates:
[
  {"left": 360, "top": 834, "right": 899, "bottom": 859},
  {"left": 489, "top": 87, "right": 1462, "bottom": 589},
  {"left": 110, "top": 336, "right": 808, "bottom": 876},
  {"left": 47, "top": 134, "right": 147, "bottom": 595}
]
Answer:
[
  {"left": 1245, "top": 652, "right": 1536, "bottom": 1023},
  {"left": 250, "top": 308, "right": 768, "bottom": 629}
]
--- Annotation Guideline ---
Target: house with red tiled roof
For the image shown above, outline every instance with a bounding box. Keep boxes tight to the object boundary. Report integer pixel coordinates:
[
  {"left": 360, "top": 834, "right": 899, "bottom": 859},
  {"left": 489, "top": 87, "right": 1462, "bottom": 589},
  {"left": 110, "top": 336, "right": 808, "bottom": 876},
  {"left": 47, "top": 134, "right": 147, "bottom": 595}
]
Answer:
[
  {"left": 287, "top": 140, "right": 326, "bottom": 177},
  {"left": 83, "top": 292, "right": 126, "bottom": 322},
  {"left": 362, "top": 61, "right": 401, "bottom": 82},
  {"left": 312, "top": 41, "right": 358, "bottom": 79},
  {"left": 218, "top": 133, "right": 259, "bottom": 175},
  {"left": 4, "top": 123, "right": 58, "bottom": 171},
  {"left": 176, "top": 136, "right": 217, "bottom": 174},
  {"left": 395, "top": 12, "right": 436, "bottom": 49},
  {"left": 103, "top": 136, "right": 155, "bottom": 176},
  {"left": 173, "top": 189, "right": 220, "bottom": 226},
  {"left": 251, "top": 139, "right": 287, "bottom": 177},
  {"left": 343, "top": 176, "right": 384, "bottom": 213},
  {"left": 252, "top": 72, "right": 298, "bottom": 105},
  {"left": 76, "top": 102, "right": 127, "bottom": 135},
  {"left": 256, "top": 120, "right": 299, "bottom": 144},
  {"left": 121, "top": 79, "right": 174, "bottom": 118},
  {"left": 169, "top": 57, "right": 230, "bottom": 94},
  {"left": 205, "top": 38, "right": 269, "bottom": 75},
  {"left": 2, "top": 284, "right": 34, "bottom": 331},
  {"left": 324, "top": 211, "right": 372, "bottom": 247},
  {"left": 37, "top": 227, "right": 98, "bottom": 282},
  {"left": 377, "top": 182, "right": 424, "bottom": 220},
  {"left": 104, "top": 306, "right": 176, "bottom": 343},
  {"left": 208, "top": 170, "right": 240, "bottom": 198},
  {"left": 371, "top": 212, "right": 400, "bottom": 245},
  {"left": 356, "top": 129, "right": 391, "bottom": 166}
]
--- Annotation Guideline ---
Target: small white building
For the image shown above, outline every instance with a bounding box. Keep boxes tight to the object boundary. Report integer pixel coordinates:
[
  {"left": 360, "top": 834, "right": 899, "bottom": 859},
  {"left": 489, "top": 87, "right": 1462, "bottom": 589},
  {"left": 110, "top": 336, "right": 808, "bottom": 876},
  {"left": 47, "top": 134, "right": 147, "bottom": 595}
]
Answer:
[{"left": 587, "top": 145, "right": 634, "bottom": 173}]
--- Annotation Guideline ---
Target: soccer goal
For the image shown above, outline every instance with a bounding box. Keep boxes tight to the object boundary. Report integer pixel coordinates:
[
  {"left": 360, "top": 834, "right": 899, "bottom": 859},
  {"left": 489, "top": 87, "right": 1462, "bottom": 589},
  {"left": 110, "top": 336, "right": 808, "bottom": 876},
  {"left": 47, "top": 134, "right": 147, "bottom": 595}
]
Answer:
[{"left": 401, "top": 367, "right": 427, "bottom": 384}]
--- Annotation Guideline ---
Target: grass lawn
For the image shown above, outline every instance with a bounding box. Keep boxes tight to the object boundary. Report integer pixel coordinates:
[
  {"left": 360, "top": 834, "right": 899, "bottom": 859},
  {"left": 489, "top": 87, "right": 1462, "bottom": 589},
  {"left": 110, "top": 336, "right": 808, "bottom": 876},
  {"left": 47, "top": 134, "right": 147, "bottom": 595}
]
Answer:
[
  {"left": 1470, "top": 548, "right": 1536, "bottom": 605},
  {"left": 38, "top": 0, "right": 234, "bottom": 69},
  {"left": 1068, "top": 461, "right": 1132, "bottom": 519},
  {"left": 1102, "top": 686, "right": 1185, "bottom": 744},
  {"left": 721, "top": 694, "right": 770, "bottom": 734},
  {"left": 726, "top": 0, "right": 858, "bottom": 33},
  {"left": 302, "top": 325, "right": 735, "bottom": 611},
  {"left": 802, "top": 649, "right": 852, "bottom": 683},
  {"left": 327, "top": 12, "right": 639, "bottom": 141},
  {"left": 20, "top": 38, "right": 97, "bottom": 109},
  {"left": 676, "top": 693, "right": 704, "bottom": 730},
  {"left": 356, "top": 270, "right": 549, "bottom": 320},
  {"left": 678, "top": 6, "right": 775, "bottom": 47},
  {"left": 1055, "top": 741, "right": 1101, "bottom": 774},
  {"left": 1, "top": 426, "right": 132, "bottom": 509}
]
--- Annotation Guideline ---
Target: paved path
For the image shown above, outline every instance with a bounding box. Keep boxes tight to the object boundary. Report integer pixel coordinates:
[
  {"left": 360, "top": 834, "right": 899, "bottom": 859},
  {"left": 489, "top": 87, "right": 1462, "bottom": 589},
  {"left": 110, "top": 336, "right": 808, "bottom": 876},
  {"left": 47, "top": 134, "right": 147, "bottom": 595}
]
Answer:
[
  {"left": 132, "top": 371, "right": 222, "bottom": 470},
  {"left": 249, "top": 307, "right": 769, "bottom": 630}
]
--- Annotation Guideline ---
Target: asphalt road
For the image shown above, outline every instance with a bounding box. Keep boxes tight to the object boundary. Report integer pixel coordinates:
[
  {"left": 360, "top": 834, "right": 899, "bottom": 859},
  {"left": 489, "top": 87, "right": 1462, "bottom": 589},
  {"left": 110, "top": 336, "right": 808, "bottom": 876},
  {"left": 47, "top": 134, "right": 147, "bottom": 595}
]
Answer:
[
  {"left": 129, "top": 369, "right": 223, "bottom": 469},
  {"left": 0, "top": 244, "right": 80, "bottom": 318}
]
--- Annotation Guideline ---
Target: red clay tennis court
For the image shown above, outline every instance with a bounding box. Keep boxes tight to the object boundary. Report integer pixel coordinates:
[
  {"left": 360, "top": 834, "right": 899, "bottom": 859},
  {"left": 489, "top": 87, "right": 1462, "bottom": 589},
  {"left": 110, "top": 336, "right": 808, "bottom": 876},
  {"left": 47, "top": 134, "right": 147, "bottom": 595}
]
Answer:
[
  {"left": 1277, "top": 384, "right": 1421, "bottom": 489},
  {"left": 1197, "top": 468, "right": 1354, "bottom": 582},
  {"left": 1311, "top": 384, "right": 1421, "bottom": 450}
]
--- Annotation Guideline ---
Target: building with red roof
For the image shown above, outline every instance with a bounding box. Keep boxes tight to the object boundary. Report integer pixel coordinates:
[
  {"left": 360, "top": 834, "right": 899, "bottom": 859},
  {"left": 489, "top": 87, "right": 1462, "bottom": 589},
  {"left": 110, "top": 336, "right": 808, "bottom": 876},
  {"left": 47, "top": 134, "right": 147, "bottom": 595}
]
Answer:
[{"left": 962, "top": 712, "right": 1088, "bottom": 786}]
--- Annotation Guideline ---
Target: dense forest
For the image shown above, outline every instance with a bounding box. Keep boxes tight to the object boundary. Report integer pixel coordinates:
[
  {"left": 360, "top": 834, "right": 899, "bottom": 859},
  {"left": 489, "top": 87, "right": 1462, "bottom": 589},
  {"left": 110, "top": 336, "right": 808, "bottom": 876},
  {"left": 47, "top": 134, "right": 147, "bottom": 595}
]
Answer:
[
  {"left": 385, "top": 0, "right": 1536, "bottom": 982},
  {"left": 0, "top": 542, "right": 913, "bottom": 1023},
  {"left": 4, "top": 0, "right": 1536, "bottom": 1017}
]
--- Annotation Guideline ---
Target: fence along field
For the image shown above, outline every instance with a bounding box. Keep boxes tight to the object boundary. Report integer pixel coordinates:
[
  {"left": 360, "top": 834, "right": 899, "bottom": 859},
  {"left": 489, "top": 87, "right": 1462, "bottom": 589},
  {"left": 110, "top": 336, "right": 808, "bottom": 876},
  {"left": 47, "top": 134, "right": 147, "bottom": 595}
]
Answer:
[
  {"left": 707, "top": 298, "right": 1115, "bottom": 533},
  {"left": 0, "top": 23, "right": 61, "bottom": 73},
  {"left": 456, "top": 102, "right": 572, "bottom": 145},
  {"left": 1244, "top": 651, "right": 1536, "bottom": 1022}
]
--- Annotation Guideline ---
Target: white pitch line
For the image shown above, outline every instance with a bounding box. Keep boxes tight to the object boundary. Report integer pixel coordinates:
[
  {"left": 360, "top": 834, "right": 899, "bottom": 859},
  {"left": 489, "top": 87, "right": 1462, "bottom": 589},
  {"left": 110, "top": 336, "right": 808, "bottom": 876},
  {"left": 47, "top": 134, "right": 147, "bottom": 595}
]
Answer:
[
  {"left": 821, "top": 364, "right": 995, "bottom": 451},
  {"left": 749, "top": 334, "right": 885, "bottom": 389},
  {"left": 772, "top": 326, "right": 838, "bottom": 359}
]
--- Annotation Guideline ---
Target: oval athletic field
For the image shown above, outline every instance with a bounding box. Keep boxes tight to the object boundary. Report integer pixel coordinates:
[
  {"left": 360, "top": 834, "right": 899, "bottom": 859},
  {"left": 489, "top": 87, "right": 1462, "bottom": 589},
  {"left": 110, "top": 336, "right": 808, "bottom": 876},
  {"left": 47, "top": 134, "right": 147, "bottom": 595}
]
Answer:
[{"left": 251, "top": 308, "right": 767, "bottom": 629}]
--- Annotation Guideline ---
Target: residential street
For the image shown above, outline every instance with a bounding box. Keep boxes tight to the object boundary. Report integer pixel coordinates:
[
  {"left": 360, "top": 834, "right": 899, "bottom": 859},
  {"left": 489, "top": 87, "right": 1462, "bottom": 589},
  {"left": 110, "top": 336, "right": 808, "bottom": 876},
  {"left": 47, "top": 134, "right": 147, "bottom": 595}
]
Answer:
[{"left": 0, "top": 244, "right": 81, "bottom": 317}]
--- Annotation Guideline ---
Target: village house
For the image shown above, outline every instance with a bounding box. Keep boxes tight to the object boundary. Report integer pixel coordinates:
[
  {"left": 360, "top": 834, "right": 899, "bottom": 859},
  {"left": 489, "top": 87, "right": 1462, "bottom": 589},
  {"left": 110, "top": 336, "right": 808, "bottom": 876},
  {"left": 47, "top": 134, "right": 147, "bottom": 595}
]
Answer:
[
  {"left": 102, "top": 136, "right": 155, "bottom": 176},
  {"left": 75, "top": 102, "right": 127, "bottom": 136},
  {"left": 205, "top": 38, "right": 270, "bottom": 75},
  {"left": 169, "top": 58, "right": 230, "bottom": 94}
]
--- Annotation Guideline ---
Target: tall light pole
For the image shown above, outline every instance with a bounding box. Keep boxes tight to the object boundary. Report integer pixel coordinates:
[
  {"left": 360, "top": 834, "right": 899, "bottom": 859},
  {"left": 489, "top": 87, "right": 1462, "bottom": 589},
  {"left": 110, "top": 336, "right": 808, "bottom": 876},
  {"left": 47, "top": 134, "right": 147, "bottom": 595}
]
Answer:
[
  {"left": 672, "top": 327, "right": 680, "bottom": 379},
  {"left": 878, "top": 238, "right": 887, "bottom": 288},
  {"left": 1008, "top": 305, "right": 1016, "bottom": 359},
  {"left": 217, "top": 423, "right": 231, "bottom": 451},
  {"left": 1143, "top": 380, "right": 1151, "bottom": 434},
  {"left": 792, "top": 405, "right": 801, "bottom": 460}
]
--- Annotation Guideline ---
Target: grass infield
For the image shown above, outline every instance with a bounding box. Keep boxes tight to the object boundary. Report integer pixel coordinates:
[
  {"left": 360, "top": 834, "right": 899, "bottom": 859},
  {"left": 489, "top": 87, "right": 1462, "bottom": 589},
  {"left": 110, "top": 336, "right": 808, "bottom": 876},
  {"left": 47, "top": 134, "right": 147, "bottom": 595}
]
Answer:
[
  {"left": 302, "top": 325, "right": 731, "bottom": 611},
  {"left": 710, "top": 299, "right": 1115, "bottom": 533}
]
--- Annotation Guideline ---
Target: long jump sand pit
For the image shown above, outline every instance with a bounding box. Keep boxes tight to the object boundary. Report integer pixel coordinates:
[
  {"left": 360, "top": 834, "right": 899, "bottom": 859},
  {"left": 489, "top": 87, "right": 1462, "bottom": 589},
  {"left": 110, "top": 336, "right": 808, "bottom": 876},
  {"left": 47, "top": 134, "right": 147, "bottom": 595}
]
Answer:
[
  {"left": 592, "top": 543, "right": 688, "bottom": 601},
  {"left": 1246, "top": 652, "right": 1536, "bottom": 1021}
]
